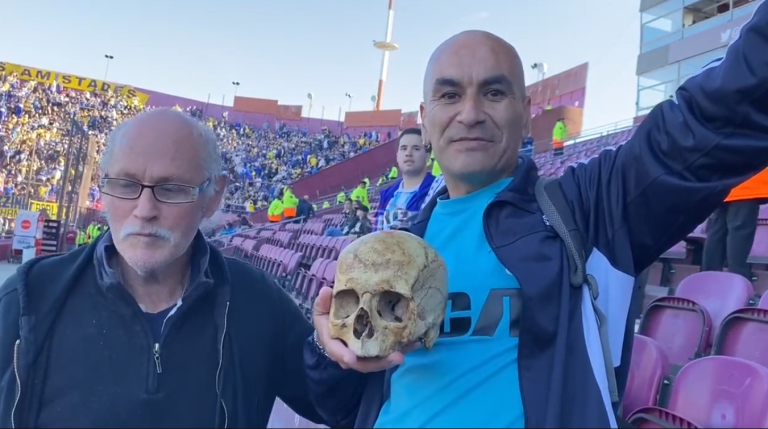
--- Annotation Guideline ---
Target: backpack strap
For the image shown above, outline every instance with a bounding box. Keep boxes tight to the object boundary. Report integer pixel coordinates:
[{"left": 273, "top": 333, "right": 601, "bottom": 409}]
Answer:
[{"left": 534, "top": 178, "right": 620, "bottom": 405}]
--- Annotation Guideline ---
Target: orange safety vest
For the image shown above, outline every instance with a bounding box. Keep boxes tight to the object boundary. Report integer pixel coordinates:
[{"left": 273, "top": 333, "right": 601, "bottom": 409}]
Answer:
[
  {"left": 268, "top": 214, "right": 282, "bottom": 222},
  {"left": 726, "top": 168, "right": 768, "bottom": 202},
  {"left": 283, "top": 207, "right": 297, "bottom": 217}
]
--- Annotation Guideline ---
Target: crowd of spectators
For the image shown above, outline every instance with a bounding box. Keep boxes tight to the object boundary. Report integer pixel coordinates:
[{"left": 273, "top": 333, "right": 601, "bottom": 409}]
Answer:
[{"left": 0, "top": 72, "right": 388, "bottom": 225}]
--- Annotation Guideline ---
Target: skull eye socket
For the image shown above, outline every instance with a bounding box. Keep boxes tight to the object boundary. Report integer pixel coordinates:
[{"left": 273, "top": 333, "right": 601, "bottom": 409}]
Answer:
[
  {"left": 376, "top": 291, "right": 408, "bottom": 324},
  {"left": 332, "top": 289, "right": 360, "bottom": 320}
]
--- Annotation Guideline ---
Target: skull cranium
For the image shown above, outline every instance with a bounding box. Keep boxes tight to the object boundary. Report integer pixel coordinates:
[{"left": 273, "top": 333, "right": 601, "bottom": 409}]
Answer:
[{"left": 329, "top": 230, "right": 448, "bottom": 358}]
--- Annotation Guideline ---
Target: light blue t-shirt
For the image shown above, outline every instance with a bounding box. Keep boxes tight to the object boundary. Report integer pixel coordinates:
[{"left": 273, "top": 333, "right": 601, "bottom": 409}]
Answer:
[
  {"left": 375, "top": 178, "right": 524, "bottom": 429},
  {"left": 378, "top": 183, "right": 418, "bottom": 231}
]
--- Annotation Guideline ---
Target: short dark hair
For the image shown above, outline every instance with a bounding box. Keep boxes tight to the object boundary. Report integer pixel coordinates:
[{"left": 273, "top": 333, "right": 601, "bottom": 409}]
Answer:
[{"left": 398, "top": 128, "right": 421, "bottom": 143}]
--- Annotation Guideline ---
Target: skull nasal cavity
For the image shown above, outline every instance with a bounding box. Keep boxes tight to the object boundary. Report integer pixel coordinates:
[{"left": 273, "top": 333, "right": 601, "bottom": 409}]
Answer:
[
  {"left": 353, "top": 308, "right": 374, "bottom": 340},
  {"left": 376, "top": 291, "right": 407, "bottom": 324}
]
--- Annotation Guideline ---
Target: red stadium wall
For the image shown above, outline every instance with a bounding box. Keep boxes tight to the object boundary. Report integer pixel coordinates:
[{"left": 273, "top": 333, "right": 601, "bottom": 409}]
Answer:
[
  {"left": 527, "top": 62, "right": 589, "bottom": 114},
  {"left": 290, "top": 138, "right": 397, "bottom": 198},
  {"left": 139, "top": 90, "right": 405, "bottom": 137}
]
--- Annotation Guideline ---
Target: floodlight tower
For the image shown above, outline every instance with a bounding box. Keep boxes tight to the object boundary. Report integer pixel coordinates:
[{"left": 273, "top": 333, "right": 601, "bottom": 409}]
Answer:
[{"left": 373, "top": 0, "right": 399, "bottom": 111}]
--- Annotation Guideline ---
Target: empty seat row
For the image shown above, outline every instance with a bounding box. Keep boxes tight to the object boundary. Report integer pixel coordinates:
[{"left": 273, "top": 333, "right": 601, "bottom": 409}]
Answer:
[
  {"left": 625, "top": 335, "right": 768, "bottom": 427},
  {"left": 287, "top": 258, "right": 337, "bottom": 317},
  {"left": 638, "top": 271, "right": 767, "bottom": 370},
  {"left": 293, "top": 235, "right": 353, "bottom": 264}
]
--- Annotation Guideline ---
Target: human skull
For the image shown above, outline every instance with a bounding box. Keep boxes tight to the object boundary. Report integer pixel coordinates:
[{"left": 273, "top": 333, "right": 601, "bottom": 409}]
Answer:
[{"left": 329, "top": 230, "right": 448, "bottom": 358}]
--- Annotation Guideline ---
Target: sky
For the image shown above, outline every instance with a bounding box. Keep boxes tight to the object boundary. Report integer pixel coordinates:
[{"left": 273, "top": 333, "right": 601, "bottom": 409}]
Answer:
[{"left": 2, "top": 0, "right": 640, "bottom": 130}]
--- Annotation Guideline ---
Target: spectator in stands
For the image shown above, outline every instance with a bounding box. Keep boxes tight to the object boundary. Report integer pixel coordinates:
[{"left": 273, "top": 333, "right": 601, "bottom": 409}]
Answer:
[
  {"left": 521, "top": 135, "right": 534, "bottom": 156},
  {"left": 324, "top": 199, "right": 357, "bottom": 237},
  {"left": 296, "top": 194, "right": 315, "bottom": 221},
  {"left": 238, "top": 214, "right": 252, "bottom": 229},
  {"left": 342, "top": 198, "right": 355, "bottom": 218},
  {"left": 0, "top": 108, "right": 326, "bottom": 427},
  {"left": 343, "top": 202, "right": 372, "bottom": 237},
  {"left": 350, "top": 180, "right": 369, "bottom": 208},
  {"left": 702, "top": 167, "right": 768, "bottom": 279},
  {"left": 375, "top": 128, "right": 434, "bottom": 231},
  {"left": 304, "top": 8, "right": 768, "bottom": 427}
]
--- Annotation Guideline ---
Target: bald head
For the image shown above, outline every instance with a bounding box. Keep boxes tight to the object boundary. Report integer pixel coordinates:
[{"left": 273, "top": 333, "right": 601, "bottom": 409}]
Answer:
[
  {"left": 101, "top": 108, "right": 222, "bottom": 183},
  {"left": 423, "top": 30, "right": 525, "bottom": 101},
  {"left": 418, "top": 30, "right": 531, "bottom": 197}
]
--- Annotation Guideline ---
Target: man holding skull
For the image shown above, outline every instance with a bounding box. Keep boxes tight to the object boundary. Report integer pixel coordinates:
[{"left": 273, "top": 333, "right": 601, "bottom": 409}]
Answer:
[{"left": 305, "top": 2, "right": 768, "bottom": 428}]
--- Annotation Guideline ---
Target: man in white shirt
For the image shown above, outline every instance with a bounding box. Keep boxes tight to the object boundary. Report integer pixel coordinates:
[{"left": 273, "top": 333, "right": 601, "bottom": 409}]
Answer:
[{"left": 375, "top": 128, "right": 434, "bottom": 231}]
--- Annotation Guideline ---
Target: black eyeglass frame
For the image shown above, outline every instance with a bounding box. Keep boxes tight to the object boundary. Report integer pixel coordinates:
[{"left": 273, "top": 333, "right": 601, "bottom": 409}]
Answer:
[{"left": 99, "top": 177, "right": 211, "bottom": 204}]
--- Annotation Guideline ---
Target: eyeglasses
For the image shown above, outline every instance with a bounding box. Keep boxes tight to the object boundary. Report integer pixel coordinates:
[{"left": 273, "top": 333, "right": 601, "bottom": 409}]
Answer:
[{"left": 100, "top": 177, "right": 210, "bottom": 204}]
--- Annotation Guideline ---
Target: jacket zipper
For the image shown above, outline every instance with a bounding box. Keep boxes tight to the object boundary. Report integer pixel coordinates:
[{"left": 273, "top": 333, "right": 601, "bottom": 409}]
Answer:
[
  {"left": 483, "top": 202, "right": 531, "bottom": 429},
  {"left": 216, "top": 302, "right": 230, "bottom": 428},
  {"left": 11, "top": 339, "right": 21, "bottom": 429},
  {"left": 153, "top": 343, "right": 163, "bottom": 374}
]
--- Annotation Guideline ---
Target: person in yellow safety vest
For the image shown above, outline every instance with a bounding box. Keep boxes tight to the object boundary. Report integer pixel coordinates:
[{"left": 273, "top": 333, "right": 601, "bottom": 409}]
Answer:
[
  {"left": 351, "top": 180, "right": 369, "bottom": 208},
  {"left": 86, "top": 223, "right": 99, "bottom": 244},
  {"left": 336, "top": 189, "right": 346, "bottom": 205},
  {"left": 322, "top": 201, "right": 330, "bottom": 209},
  {"left": 76, "top": 228, "right": 87, "bottom": 247},
  {"left": 430, "top": 151, "right": 442, "bottom": 176},
  {"left": 552, "top": 118, "right": 568, "bottom": 156},
  {"left": 91, "top": 224, "right": 103, "bottom": 242},
  {"left": 282, "top": 188, "right": 299, "bottom": 220},
  {"left": 388, "top": 166, "right": 398, "bottom": 180},
  {"left": 268, "top": 197, "right": 283, "bottom": 222}
]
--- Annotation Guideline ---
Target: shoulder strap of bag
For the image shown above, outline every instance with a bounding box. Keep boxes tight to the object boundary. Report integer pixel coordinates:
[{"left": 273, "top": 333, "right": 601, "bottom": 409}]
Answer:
[{"left": 534, "top": 177, "right": 620, "bottom": 405}]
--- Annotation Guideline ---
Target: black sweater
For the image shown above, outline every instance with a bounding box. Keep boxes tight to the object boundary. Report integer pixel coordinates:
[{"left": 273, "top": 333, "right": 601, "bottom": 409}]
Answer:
[{"left": 0, "top": 234, "right": 325, "bottom": 428}]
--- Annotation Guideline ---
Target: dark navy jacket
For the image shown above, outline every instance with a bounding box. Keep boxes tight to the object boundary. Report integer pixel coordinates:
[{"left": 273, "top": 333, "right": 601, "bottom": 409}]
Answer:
[
  {"left": 304, "top": 4, "right": 768, "bottom": 427},
  {"left": 374, "top": 174, "right": 436, "bottom": 229}
]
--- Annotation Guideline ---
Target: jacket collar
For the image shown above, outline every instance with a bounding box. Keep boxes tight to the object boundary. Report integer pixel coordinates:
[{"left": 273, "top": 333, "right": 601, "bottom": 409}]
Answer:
[{"left": 408, "top": 156, "right": 541, "bottom": 237}]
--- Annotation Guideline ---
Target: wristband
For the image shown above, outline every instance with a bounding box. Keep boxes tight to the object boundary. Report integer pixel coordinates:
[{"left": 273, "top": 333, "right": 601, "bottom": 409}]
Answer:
[{"left": 313, "top": 330, "right": 330, "bottom": 358}]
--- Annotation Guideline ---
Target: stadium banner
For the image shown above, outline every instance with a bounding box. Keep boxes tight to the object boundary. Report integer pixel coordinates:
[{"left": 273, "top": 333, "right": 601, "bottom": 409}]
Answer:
[
  {"left": 0, "top": 200, "right": 58, "bottom": 220},
  {"left": 0, "top": 61, "right": 149, "bottom": 105},
  {"left": 0, "top": 195, "right": 30, "bottom": 210},
  {"left": 29, "top": 200, "right": 58, "bottom": 219}
]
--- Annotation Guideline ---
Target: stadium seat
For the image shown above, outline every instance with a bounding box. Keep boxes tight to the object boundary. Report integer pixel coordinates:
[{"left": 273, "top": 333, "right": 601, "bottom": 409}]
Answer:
[
  {"left": 628, "top": 356, "right": 768, "bottom": 428},
  {"left": 713, "top": 305, "right": 768, "bottom": 369},
  {"left": 623, "top": 335, "right": 670, "bottom": 417},
  {"left": 639, "top": 271, "right": 753, "bottom": 368}
]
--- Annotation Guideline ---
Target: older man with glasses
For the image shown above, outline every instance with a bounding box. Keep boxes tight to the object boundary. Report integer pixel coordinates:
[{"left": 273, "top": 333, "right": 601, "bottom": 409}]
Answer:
[{"left": 0, "top": 108, "right": 326, "bottom": 428}]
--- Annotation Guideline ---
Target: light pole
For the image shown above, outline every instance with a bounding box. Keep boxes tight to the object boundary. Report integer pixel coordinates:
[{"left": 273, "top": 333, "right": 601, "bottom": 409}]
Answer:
[
  {"left": 370, "top": 95, "right": 377, "bottom": 110},
  {"left": 530, "top": 62, "right": 548, "bottom": 81},
  {"left": 103, "top": 54, "right": 114, "bottom": 81},
  {"left": 372, "top": 0, "right": 399, "bottom": 110},
  {"left": 307, "top": 92, "right": 314, "bottom": 119},
  {"left": 231, "top": 81, "right": 241, "bottom": 98},
  {"left": 344, "top": 92, "right": 353, "bottom": 111}
]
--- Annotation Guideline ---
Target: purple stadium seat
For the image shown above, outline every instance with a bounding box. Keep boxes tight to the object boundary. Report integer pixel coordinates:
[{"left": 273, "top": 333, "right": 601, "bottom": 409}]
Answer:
[
  {"left": 713, "top": 306, "right": 768, "bottom": 369},
  {"left": 661, "top": 241, "right": 687, "bottom": 260},
  {"left": 759, "top": 293, "right": 768, "bottom": 309},
  {"left": 748, "top": 226, "right": 768, "bottom": 264},
  {"left": 623, "top": 335, "right": 670, "bottom": 417},
  {"left": 303, "top": 259, "right": 331, "bottom": 306},
  {"left": 629, "top": 356, "right": 768, "bottom": 428},
  {"left": 640, "top": 272, "right": 753, "bottom": 367}
]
